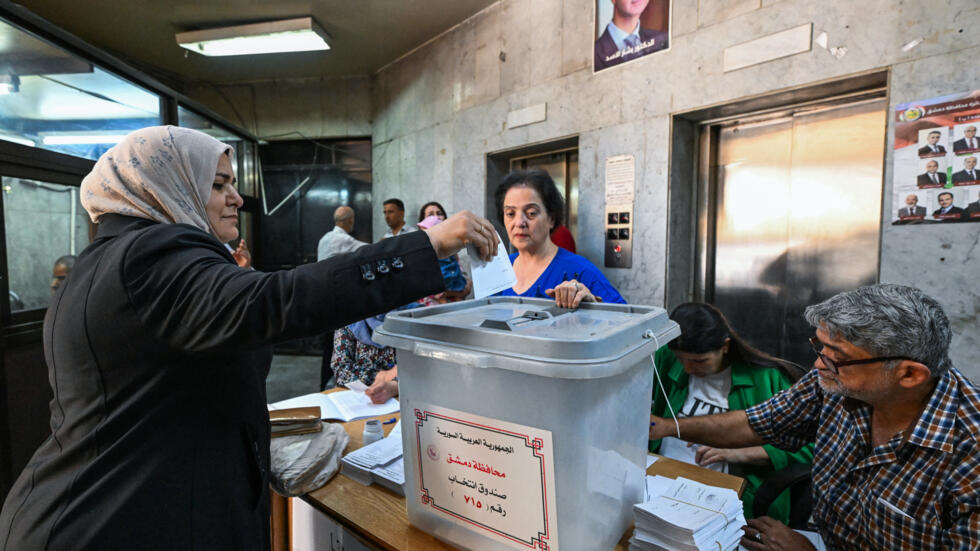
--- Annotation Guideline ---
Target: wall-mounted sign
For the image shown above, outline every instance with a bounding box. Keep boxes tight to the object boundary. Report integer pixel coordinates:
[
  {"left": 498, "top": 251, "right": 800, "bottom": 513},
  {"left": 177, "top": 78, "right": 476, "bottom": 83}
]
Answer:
[
  {"left": 893, "top": 91, "right": 980, "bottom": 224},
  {"left": 413, "top": 405, "right": 559, "bottom": 550},
  {"left": 604, "top": 154, "right": 635, "bottom": 204},
  {"left": 593, "top": 0, "right": 671, "bottom": 72}
]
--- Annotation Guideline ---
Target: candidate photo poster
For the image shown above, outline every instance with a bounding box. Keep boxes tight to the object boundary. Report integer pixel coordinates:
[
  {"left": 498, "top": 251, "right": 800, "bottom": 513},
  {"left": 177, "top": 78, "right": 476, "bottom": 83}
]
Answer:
[
  {"left": 893, "top": 90, "right": 980, "bottom": 224},
  {"left": 594, "top": 0, "right": 671, "bottom": 73}
]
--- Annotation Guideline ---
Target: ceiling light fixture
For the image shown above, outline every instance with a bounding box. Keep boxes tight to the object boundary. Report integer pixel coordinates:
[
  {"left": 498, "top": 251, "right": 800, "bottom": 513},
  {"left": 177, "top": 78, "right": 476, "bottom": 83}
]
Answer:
[
  {"left": 41, "top": 134, "right": 127, "bottom": 145},
  {"left": 175, "top": 17, "right": 330, "bottom": 57}
]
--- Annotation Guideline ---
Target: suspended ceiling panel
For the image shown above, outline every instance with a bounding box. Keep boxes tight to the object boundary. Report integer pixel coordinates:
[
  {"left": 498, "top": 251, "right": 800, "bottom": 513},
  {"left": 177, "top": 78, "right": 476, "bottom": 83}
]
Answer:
[{"left": 16, "top": 0, "right": 497, "bottom": 85}]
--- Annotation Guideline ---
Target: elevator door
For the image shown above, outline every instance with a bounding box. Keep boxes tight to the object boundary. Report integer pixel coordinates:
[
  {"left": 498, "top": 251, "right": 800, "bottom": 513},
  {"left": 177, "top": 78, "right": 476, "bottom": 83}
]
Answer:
[{"left": 710, "top": 98, "right": 886, "bottom": 367}]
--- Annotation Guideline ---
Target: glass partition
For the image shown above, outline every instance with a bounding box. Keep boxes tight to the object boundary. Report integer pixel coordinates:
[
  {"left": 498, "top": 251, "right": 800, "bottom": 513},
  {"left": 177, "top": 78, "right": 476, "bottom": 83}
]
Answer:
[
  {"left": 0, "top": 19, "right": 161, "bottom": 159},
  {"left": 178, "top": 105, "right": 256, "bottom": 197},
  {"left": 3, "top": 176, "right": 90, "bottom": 313}
]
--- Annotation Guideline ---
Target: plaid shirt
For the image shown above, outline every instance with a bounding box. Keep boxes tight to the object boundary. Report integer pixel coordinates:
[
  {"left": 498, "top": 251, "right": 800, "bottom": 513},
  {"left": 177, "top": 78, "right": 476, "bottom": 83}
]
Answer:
[{"left": 746, "top": 367, "right": 980, "bottom": 550}]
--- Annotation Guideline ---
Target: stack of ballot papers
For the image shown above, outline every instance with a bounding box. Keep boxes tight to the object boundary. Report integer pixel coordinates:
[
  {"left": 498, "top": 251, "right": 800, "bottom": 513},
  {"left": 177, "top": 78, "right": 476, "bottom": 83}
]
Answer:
[
  {"left": 630, "top": 476, "right": 745, "bottom": 551},
  {"left": 340, "top": 421, "right": 405, "bottom": 495}
]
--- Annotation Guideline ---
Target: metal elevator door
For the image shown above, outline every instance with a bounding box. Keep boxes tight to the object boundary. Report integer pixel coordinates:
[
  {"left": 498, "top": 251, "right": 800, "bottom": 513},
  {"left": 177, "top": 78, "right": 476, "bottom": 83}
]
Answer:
[{"left": 707, "top": 98, "right": 886, "bottom": 367}]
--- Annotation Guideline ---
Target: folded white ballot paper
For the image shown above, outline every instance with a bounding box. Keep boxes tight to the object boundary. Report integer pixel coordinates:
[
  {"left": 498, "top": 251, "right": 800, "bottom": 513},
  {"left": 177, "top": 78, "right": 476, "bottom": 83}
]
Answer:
[{"left": 467, "top": 231, "right": 517, "bottom": 299}]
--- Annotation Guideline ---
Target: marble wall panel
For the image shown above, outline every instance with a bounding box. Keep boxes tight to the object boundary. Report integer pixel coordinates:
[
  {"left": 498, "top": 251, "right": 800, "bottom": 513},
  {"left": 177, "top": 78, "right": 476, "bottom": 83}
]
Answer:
[
  {"left": 698, "top": 0, "right": 761, "bottom": 29},
  {"left": 672, "top": 0, "right": 700, "bottom": 37},
  {"left": 499, "top": 0, "right": 535, "bottom": 95},
  {"left": 453, "top": 7, "right": 503, "bottom": 112},
  {"left": 561, "top": 0, "right": 593, "bottom": 75}
]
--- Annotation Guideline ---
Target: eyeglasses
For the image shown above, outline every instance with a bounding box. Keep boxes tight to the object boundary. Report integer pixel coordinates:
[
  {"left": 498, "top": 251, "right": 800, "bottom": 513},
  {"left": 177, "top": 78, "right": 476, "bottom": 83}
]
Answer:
[{"left": 808, "top": 337, "right": 913, "bottom": 375}]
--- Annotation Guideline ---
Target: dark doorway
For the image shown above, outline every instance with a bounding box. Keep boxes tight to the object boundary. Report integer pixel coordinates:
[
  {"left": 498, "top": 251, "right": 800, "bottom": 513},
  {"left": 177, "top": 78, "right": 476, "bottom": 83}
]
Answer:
[
  {"left": 256, "top": 138, "right": 372, "bottom": 270},
  {"left": 257, "top": 138, "right": 371, "bottom": 355}
]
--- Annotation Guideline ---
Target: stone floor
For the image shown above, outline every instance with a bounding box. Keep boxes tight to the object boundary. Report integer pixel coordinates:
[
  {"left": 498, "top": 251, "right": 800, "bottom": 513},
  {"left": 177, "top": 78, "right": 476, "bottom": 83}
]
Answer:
[{"left": 265, "top": 354, "right": 332, "bottom": 404}]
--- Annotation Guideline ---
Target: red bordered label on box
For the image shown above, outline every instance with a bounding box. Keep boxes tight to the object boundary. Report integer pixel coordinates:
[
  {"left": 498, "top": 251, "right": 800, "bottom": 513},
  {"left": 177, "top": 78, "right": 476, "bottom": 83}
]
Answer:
[{"left": 414, "top": 405, "right": 559, "bottom": 551}]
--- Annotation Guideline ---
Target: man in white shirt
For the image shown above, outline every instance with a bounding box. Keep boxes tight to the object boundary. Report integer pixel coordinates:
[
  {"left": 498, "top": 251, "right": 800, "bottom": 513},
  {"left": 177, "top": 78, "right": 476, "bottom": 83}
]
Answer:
[
  {"left": 317, "top": 206, "right": 365, "bottom": 261},
  {"left": 382, "top": 198, "right": 417, "bottom": 239},
  {"left": 316, "top": 205, "right": 366, "bottom": 389}
]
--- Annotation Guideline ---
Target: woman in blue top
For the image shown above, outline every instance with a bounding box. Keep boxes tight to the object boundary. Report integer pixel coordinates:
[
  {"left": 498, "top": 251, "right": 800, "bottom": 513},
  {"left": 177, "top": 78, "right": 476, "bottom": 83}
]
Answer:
[{"left": 494, "top": 169, "right": 625, "bottom": 306}]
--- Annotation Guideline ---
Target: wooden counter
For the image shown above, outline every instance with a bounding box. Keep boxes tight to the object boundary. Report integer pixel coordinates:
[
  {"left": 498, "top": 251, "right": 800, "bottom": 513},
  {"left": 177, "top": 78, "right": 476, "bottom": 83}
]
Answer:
[{"left": 277, "top": 398, "right": 745, "bottom": 551}]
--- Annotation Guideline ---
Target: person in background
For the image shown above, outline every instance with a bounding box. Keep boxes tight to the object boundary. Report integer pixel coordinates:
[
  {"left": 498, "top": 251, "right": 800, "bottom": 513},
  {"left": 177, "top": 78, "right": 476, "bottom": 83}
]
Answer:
[
  {"left": 417, "top": 200, "right": 470, "bottom": 303},
  {"left": 225, "top": 239, "right": 251, "bottom": 268},
  {"left": 318, "top": 205, "right": 365, "bottom": 260},
  {"left": 495, "top": 169, "right": 625, "bottom": 307},
  {"left": 649, "top": 302, "right": 813, "bottom": 525},
  {"left": 331, "top": 315, "right": 399, "bottom": 404},
  {"left": 651, "top": 285, "right": 980, "bottom": 550},
  {"left": 50, "top": 254, "right": 76, "bottom": 296},
  {"left": 549, "top": 223, "right": 576, "bottom": 253},
  {"left": 0, "top": 125, "right": 499, "bottom": 551},
  {"left": 317, "top": 205, "right": 367, "bottom": 389},
  {"left": 382, "top": 198, "right": 416, "bottom": 238}
]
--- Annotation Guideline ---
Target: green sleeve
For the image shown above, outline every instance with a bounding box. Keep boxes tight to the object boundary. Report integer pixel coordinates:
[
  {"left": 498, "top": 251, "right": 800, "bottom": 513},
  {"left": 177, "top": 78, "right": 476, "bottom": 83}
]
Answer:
[
  {"left": 649, "top": 345, "right": 677, "bottom": 453},
  {"left": 758, "top": 368, "right": 814, "bottom": 471}
]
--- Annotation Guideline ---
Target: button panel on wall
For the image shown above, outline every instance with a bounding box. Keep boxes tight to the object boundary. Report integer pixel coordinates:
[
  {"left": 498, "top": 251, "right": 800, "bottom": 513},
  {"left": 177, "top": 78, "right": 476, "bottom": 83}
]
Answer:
[{"left": 604, "top": 204, "right": 633, "bottom": 268}]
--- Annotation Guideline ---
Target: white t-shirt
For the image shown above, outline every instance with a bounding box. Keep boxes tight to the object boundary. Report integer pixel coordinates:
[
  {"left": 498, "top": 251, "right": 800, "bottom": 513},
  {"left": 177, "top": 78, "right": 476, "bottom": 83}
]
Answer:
[{"left": 659, "top": 368, "right": 732, "bottom": 473}]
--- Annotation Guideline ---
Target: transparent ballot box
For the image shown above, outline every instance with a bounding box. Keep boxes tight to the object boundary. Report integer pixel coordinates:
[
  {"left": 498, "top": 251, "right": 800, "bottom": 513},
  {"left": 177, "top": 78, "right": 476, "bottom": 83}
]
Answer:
[{"left": 374, "top": 297, "right": 680, "bottom": 551}]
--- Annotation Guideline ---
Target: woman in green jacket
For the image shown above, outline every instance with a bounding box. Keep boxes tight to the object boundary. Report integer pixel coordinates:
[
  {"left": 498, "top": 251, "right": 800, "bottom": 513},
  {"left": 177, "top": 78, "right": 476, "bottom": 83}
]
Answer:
[{"left": 649, "top": 302, "right": 814, "bottom": 525}]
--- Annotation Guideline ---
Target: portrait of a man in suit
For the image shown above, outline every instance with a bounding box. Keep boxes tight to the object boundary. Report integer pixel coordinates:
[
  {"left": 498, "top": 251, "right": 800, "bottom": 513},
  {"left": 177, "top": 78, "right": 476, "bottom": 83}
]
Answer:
[
  {"left": 917, "top": 160, "right": 947, "bottom": 187},
  {"left": 966, "top": 194, "right": 980, "bottom": 218},
  {"left": 917, "top": 130, "right": 946, "bottom": 157},
  {"left": 898, "top": 193, "right": 926, "bottom": 218},
  {"left": 594, "top": 0, "right": 669, "bottom": 72},
  {"left": 952, "top": 156, "right": 980, "bottom": 184},
  {"left": 933, "top": 191, "right": 966, "bottom": 220},
  {"left": 952, "top": 126, "right": 980, "bottom": 154}
]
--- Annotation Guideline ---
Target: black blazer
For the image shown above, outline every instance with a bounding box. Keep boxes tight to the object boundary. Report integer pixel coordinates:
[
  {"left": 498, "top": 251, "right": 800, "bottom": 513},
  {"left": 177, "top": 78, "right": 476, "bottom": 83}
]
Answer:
[
  {"left": 917, "top": 144, "right": 946, "bottom": 156},
  {"left": 933, "top": 206, "right": 966, "bottom": 218},
  {"left": 0, "top": 215, "right": 443, "bottom": 550},
  {"left": 917, "top": 172, "right": 947, "bottom": 186},
  {"left": 951, "top": 169, "right": 980, "bottom": 184},
  {"left": 952, "top": 137, "right": 980, "bottom": 153},
  {"left": 594, "top": 26, "right": 668, "bottom": 71}
]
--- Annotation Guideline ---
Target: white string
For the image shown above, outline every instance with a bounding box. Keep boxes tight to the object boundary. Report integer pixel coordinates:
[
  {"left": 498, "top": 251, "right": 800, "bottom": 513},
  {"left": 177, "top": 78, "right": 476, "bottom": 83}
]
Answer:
[{"left": 650, "top": 354, "right": 681, "bottom": 439}]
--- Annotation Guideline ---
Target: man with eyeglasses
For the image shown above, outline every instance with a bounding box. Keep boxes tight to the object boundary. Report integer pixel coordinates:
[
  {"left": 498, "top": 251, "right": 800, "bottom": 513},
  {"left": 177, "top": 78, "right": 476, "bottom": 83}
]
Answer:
[{"left": 650, "top": 284, "right": 979, "bottom": 550}]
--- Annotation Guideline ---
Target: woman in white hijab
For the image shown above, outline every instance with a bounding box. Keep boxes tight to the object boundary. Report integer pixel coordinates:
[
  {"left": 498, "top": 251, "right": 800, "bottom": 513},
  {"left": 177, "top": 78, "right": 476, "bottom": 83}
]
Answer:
[{"left": 0, "top": 126, "right": 498, "bottom": 551}]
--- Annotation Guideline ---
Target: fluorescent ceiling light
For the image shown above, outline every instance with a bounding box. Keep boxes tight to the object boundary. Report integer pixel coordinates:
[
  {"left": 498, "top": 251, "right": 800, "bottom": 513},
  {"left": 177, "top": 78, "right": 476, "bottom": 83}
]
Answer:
[
  {"left": 0, "top": 134, "right": 35, "bottom": 147},
  {"left": 42, "top": 134, "right": 127, "bottom": 145},
  {"left": 176, "top": 17, "right": 330, "bottom": 57}
]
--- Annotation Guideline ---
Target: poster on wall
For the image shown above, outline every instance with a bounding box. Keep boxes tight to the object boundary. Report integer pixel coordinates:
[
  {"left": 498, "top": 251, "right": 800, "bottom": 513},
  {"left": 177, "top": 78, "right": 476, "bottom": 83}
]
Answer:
[
  {"left": 893, "top": 91, "right": 980, "bottom": 224},
  {"left": 594, "top": 0, "right": 671, "bottom": 72},
  {"left": 414, "top": 405, "right": 559, "bottom": 551}
]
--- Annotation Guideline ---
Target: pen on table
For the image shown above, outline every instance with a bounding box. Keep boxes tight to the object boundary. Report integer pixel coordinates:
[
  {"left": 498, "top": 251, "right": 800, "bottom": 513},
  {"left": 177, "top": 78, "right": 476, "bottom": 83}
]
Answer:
[{"left": 383, "top": 417, "right": 397, "bottom": 425}]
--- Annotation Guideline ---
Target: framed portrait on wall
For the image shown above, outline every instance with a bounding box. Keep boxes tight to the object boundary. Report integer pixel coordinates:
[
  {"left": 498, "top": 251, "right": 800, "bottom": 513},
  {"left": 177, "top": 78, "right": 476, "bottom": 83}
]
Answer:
[{"left": 594, "top": 0, "right": 671, "bottom": 72}]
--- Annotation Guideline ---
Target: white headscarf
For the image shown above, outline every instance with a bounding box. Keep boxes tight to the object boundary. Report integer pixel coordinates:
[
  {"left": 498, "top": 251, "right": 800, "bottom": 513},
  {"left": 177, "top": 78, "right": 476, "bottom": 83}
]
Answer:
[{"left": 80, "top": 125, "right": 233, "bottom": 238}]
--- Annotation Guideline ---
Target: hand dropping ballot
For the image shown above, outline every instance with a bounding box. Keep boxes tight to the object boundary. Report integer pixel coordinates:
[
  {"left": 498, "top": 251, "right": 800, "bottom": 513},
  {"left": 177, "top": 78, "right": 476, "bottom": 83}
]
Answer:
[{"left": 467, "top": 230, "right": 516, "bottom": 298}]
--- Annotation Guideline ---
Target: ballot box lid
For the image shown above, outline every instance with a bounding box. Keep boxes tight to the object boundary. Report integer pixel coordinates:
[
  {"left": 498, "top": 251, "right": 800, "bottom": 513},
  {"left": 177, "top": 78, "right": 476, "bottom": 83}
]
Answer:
[{"left": 374, "top": 297, "right": 679, "bottom": 379}]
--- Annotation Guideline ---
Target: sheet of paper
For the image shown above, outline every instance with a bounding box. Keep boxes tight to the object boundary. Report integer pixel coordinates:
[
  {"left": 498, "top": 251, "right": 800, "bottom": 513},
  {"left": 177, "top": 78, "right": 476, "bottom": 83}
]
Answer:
[
  {"left": 646, "top": 455, "right": 659, "bottom": 469},
  {"left": 268, "top": 392, "right": 342, "bottom": 420},
  {"left": 345, "top": 434, "right": 403, "bottom": 467},
  {"left": 374, "top": 456, "right": 405, "bottom": 485},
  {"left": 344, "top": 380, "right": 368, "bottom": 392},
  {"left": 329, "top": 389, "right": 399, "bottom": 421},
  {"left": 269, "top": 390, "right": 397, "bottom": 421},
  {"left": 467, "top": 231, "right": 516, "bottom": 299},
  {"left": 645, "top": 474, "right": 673, "bottom": 502}
]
